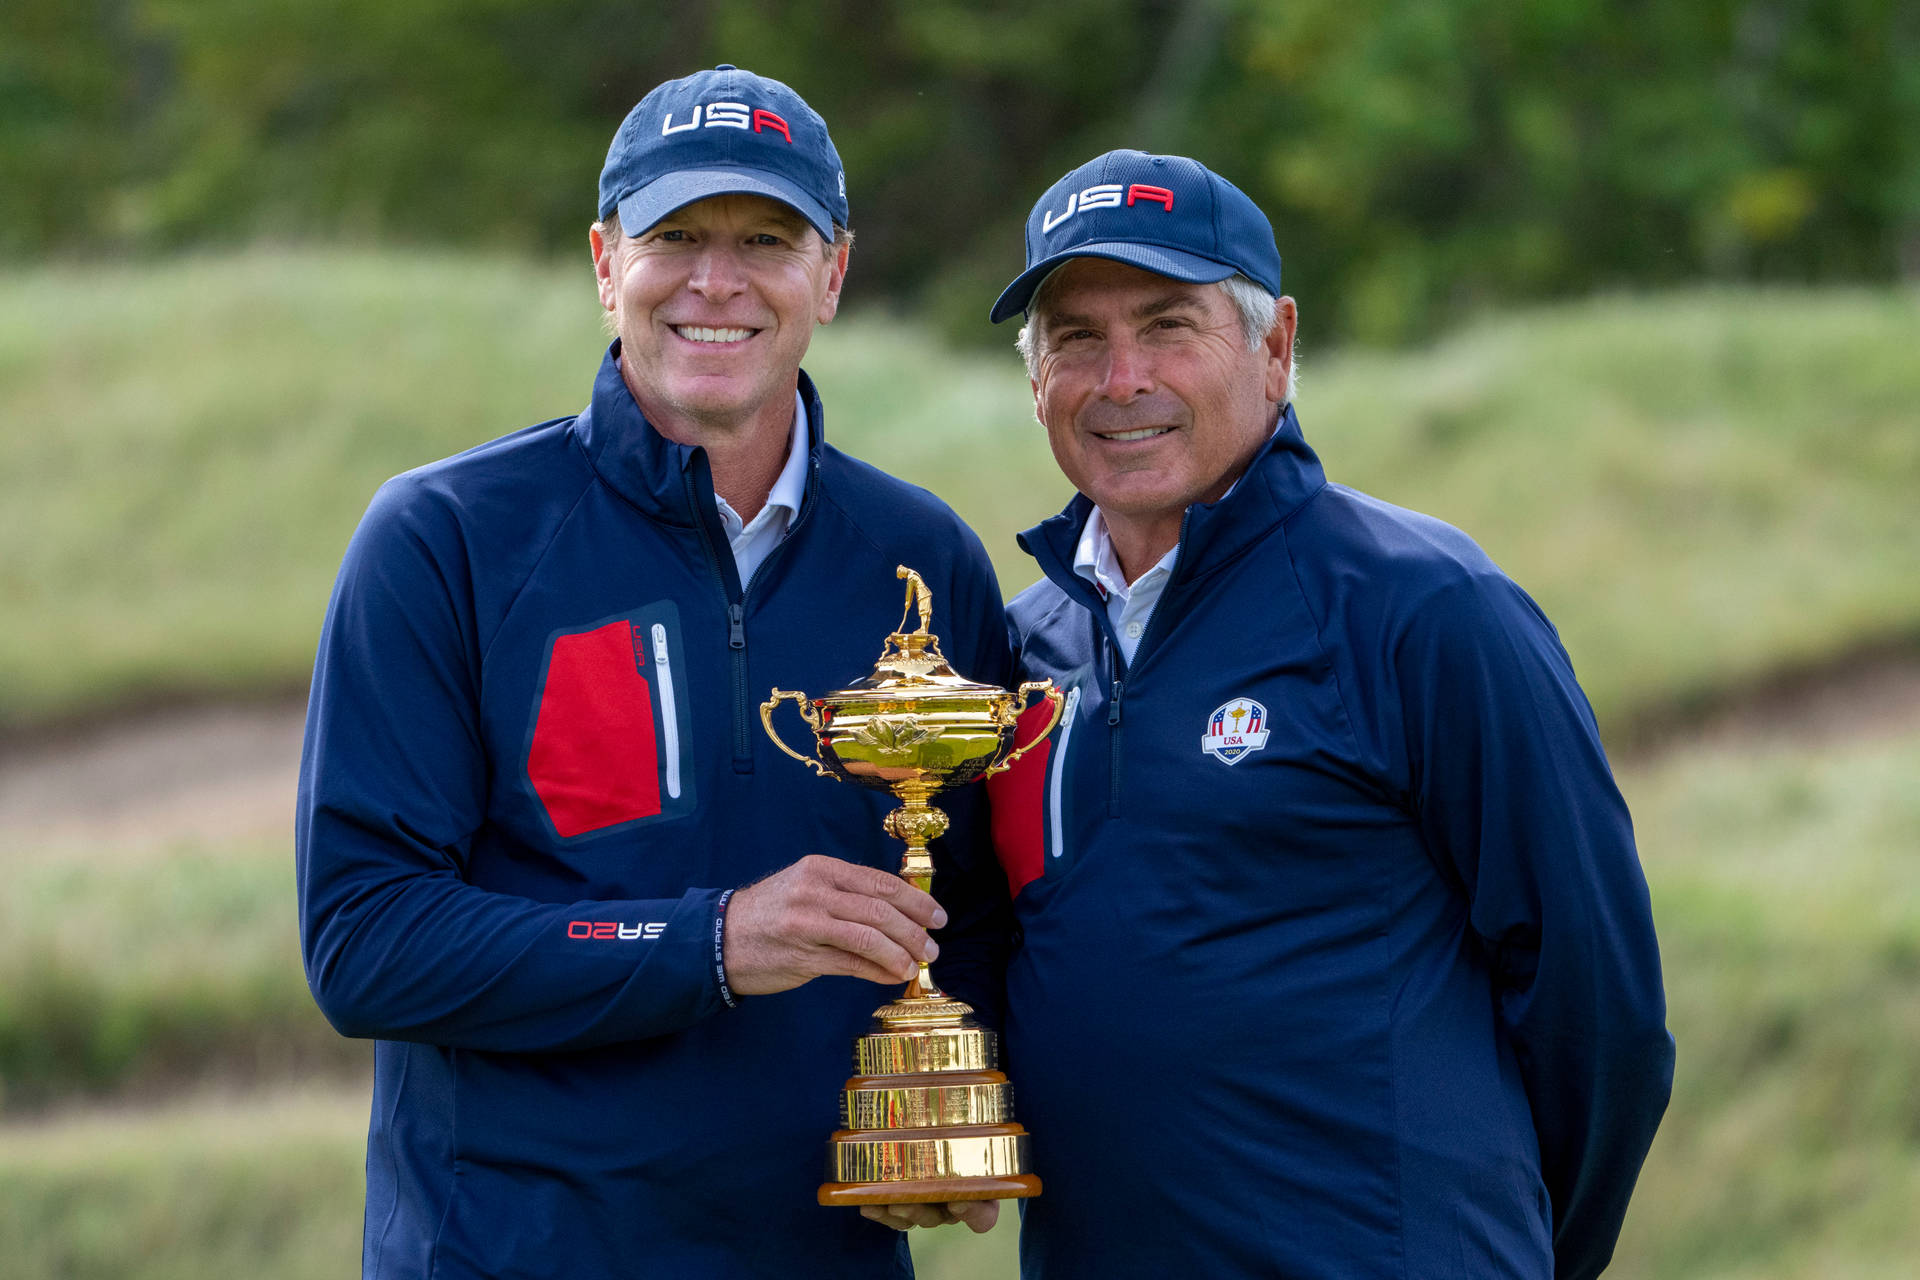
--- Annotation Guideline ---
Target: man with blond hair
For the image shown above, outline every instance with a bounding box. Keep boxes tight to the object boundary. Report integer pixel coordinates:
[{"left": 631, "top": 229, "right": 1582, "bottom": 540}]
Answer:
[{"left": 298, "top": 66, "right": 1010, "bottom": 1279}]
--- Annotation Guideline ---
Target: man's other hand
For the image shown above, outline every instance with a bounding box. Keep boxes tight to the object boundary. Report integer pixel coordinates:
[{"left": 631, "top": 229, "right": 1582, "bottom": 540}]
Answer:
[
  {"left": 724, "top": 855, "right": 946, "bottom": 995},
  {"left": 859, "top": 1201, "right": 1001, "bottom": 1234}
]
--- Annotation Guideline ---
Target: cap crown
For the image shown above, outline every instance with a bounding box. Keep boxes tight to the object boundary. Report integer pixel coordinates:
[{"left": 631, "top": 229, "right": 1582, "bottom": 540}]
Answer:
[
  {"left": 599, "top": 65, "right": 847, "bottom": 238},
  {"left": 991, "top": 150, "right": 1280, "bottom": 322}
]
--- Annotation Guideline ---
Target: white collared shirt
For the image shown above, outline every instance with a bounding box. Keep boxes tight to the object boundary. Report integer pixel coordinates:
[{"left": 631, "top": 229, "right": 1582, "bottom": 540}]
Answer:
[
  {"left": 1072, "top": 507, "right": 1177, "bottom": 665},
  {"left": 713, "top": 390, "right": 809, "bottom": 587}
]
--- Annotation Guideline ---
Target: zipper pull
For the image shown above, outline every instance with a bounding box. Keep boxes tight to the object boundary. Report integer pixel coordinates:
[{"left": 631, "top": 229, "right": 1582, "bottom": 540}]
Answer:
[
  {"left": 1108, "top": 679, "right": 1124, "bottom": 726},
  {"left": 651, "top": 623, "right": 669, "bottom": 663},
  {"left": 727, "top": 603, "right": 746, "bottom": 650}
]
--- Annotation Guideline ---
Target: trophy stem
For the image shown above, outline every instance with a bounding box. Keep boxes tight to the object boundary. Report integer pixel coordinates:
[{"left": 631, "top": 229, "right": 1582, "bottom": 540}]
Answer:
[{"left": 882, "top": 784, "right": 949, "bottom": 1001}]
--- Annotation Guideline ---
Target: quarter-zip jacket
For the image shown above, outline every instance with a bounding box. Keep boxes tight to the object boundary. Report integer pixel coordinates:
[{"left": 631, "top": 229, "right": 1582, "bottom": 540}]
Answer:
[
  {"left": 988, "top": 405, "right": 1673, "bottom": 1280},
  {"left": 296, "top": 345, "right": 1011, "bottom": 1280}
]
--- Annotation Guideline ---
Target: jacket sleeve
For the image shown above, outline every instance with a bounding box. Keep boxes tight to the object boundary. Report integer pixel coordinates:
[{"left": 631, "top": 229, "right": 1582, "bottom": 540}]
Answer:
[
  {"left": 295, "top": 481, "right": 731, "bottom": 1053},
  {"left": 1394, "top": 572, "right": 1674, "bottom": 1280},
  {"left": 921, "top": 530, "right": 1016, "bottom": 1030}
]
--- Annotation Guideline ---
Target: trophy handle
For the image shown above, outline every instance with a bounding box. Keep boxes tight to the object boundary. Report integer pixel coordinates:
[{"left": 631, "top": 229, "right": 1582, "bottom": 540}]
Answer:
[
  {"left": 760, "top": 689, "right": 834, "bottom": 778},
  {"left": 982, "top": 681, "right": 1065, "bottom": 779}
]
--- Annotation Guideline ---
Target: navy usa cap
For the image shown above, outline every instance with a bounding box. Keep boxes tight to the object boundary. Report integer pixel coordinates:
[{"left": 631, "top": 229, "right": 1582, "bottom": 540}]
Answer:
[
  {"left": 599, "top": 65, "right": 847, "bottom": 242},
  {"left": 990, "top": 150, "right": 1281, "bottom": 322}
]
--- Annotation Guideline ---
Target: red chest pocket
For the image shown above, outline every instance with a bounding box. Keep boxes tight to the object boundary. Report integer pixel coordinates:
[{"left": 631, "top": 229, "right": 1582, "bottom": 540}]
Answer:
[
  {"left": 528, "top": 619, "right": 662, "bottom": 838},
  {"left": 986, "top": 699, "right": 1055, "bottom": 898}
]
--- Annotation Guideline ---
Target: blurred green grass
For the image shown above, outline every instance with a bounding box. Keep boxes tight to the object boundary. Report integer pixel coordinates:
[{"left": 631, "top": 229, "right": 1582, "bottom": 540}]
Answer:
[
  {"left": 5, "top": 728, "right": 1917, "bottom": 1277},
  {"left": 1311, "top": 288, "right": 1920, "bottom": 729},
  {"left": 0, "top": 249, "right": 1059, "bottom": 727},
  {"left": 2, "top": 252, "right": 1916, "bottom": 731},
  {"left": 0, "top": 1088, "right": 367, "bottom": 1280},
  {"left": 1610, "top": 729, "right": 1920, "bottom": 1278},
  {"left": 0, "top": 848, "right": 362, "bottom": 1109},
  {"left": 0, "top": 1086, "right": 1018, "bottom": 1280}
]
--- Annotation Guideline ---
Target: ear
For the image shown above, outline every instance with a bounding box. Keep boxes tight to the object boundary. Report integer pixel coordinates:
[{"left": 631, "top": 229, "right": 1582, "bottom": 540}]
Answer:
[
  {"left": 1263, "top": 296, "right": 1298, "bottom": 404},
  {"left": 591, "top": 223, "right": 618, "bottom": 313},
  {"left": 815, "top": 238, "right": 851, "bottom": 325}
]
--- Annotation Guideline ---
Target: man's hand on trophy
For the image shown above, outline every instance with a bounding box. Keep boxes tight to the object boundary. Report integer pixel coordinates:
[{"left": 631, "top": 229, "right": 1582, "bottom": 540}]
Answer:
[
  {"left": 723, "top": 855, "right": 947, "bottom": 995},
  {"left": 859, "top": 1201, "right": 1001, "bottom": 1234}
]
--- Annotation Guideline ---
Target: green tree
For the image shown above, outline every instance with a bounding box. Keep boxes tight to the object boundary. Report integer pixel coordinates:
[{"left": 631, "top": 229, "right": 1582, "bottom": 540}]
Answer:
[{"left": 3, "top": 0, "right": 1914, "bottom": 343}]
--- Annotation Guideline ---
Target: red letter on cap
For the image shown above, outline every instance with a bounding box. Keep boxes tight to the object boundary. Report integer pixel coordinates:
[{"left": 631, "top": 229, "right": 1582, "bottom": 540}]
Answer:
[
  {"left": 752, "top": 109, "right": 792, "bottom": 143},
  {"left": 1127, "top": 184, "right": 1175, "bottom": 211}
]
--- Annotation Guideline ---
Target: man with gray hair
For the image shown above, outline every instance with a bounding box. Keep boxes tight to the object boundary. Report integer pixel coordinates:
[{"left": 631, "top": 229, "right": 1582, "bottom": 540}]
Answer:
[{"left": 890, "top": 149, "right": 1674, "bottom": 1279}]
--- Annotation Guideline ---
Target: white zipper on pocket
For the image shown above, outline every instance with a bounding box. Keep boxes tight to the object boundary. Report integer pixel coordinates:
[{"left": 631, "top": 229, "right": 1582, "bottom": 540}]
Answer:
[
  {"left": 1048, "top": 685, "right": 1081, "bottom": 859},
  {"left": 650, "top": 623, "right": 682, "bottom": 800}
]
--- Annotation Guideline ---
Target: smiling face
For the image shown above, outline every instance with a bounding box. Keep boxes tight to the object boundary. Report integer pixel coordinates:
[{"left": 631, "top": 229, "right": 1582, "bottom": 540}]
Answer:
[
  {"left": 1029, "top": 257, "right": 1295, "bottom": 575},
  {"left": 593, "top": 193, "right": 847, "bottom": 447}
]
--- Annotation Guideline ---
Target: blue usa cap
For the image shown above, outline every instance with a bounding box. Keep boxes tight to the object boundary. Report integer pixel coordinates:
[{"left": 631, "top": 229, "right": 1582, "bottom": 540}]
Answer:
[
  {"left": 598, "top": 65, "right": 847, "bottom": 242},
  {"left": 989, "top": 150, "right": 1280, "bottom": 323}
]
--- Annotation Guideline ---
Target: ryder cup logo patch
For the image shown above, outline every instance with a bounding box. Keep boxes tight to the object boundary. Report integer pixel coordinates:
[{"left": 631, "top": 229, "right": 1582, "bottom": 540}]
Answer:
[{"left": 1201, "top": 697, "right": 1270, "bottom": 765}]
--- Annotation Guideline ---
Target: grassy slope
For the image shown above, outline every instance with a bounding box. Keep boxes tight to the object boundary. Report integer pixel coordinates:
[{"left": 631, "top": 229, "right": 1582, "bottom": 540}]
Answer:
[
  {"left": 1611, "top": 732, "right": 1920, "bottom": 1278},
  {"left": 2, "top": 253, "right": 1917, "bottom": 732},
  {"left": 0, "top": 847, "right": 365, "bottom": 1108},
  {"left": 0, "top": 1089, "right": 366, "bottom": 1280},
  {"left": 1310, "top": 288, "right": 1920, "bottom": 730},
  {"left": 5, "top": 728, "right": 1917, "bottom": 1277}
]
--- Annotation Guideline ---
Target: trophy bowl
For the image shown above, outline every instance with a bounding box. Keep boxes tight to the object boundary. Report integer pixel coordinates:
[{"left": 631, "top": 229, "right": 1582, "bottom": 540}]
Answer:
[
  {"left": 760, "top": 567, "right": 1061, "bottom": 1207},
  {"left": 766, "top": 636, "right": 1056, "bottom": 787}
]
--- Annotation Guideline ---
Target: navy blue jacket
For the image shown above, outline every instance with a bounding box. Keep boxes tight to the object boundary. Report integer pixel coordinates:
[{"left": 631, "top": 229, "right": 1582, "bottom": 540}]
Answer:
[
  {"left": 296, "top": 346, "right": 1011, "bottom": 1279},
  {"left": 986, "top": 406, "right": 1673, "bottom": 1280}
]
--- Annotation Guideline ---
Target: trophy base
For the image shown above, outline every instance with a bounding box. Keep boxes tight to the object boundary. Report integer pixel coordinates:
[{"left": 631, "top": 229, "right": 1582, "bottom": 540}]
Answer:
[
  {"left": 819, "top": 1173, "right": 1042, "bottom": 1206},
  {"left": 820, "top": 990, "right": 1043, "bottom": 1208}
]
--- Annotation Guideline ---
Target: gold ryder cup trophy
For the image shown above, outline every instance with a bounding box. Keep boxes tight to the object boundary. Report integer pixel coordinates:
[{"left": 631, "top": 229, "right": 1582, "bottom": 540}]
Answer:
[{"left": 760, "top": 567, "right": 1062, "bottom": 1207}]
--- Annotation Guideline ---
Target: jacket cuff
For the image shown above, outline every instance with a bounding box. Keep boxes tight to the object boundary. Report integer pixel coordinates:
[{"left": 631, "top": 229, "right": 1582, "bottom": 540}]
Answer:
[{"left": 711, "top": 887, "right": 739, "bottom": 1009}]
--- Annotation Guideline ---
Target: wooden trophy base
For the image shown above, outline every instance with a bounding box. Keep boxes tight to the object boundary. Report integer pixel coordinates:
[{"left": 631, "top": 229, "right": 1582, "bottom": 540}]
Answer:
[{"left": 819, "top": 1173, "right": 1042, "bottom": 1206}]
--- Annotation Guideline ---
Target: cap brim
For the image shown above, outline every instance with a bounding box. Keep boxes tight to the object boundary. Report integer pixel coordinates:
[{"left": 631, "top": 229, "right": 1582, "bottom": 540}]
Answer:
[
  {"left": 616, "top": 168, "right": 837, "bottom": 243},
  {"left": 988, "top": 243, "right": 1240, "bottom": 323}
]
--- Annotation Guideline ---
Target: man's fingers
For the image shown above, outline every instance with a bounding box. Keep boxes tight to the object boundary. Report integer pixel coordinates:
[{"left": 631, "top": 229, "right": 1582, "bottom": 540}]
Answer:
[
  {"left": 822, "top": 945, "right": 919, "bottom": 987},
  {"left": 723, "top": 855, "right": 951, "bottom": 995},
  {"left": 804, "top": 917, "right": 905, "bottom": 982},
  {"left": 950, "top": 1200, "right": 1000, "bottom": 1233},
  {"left": 874, "top": 1201, "right": 950, "bottom": 1229},
  {"left": 824, "top": 889, "right": 936, "bottom": 968},
  {"left": 822, "top": 857, "right": 946, "bottom": 929},
  {"left": 859, "top": 1205, "right": 931, "bottom": 1231},
  {"left": 855, "top": 1200, "right": 998, "bottom": 1232}
]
